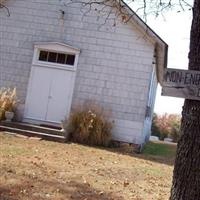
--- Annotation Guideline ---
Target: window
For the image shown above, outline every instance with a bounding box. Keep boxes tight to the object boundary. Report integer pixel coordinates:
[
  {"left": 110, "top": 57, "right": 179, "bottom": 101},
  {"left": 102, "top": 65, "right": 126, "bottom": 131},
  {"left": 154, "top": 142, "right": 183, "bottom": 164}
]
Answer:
[{"left": 39, "top": 50, "right": 75, "bottom": 66}]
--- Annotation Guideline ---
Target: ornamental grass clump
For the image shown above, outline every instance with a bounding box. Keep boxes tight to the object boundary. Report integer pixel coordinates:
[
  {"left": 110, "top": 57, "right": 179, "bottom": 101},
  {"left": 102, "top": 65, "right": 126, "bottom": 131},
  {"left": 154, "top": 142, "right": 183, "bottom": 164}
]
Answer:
[
  {"left": 0, "top": 88, "right": 17, "bottom": 121},
  {"left": 63, "top": 102, "right": 113, "bottom": 147}
]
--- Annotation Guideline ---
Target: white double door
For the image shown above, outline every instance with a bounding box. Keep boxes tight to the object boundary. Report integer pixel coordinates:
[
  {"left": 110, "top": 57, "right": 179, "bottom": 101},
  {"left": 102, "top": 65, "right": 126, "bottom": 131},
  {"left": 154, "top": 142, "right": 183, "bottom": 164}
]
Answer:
[{"left": 24, "top": 65, "right": 75, "bottom": 124}]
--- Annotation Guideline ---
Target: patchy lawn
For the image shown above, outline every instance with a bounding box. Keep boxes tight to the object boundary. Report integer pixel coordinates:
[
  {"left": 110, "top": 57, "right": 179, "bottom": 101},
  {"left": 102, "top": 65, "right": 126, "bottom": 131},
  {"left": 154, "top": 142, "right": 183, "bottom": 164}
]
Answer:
[
  {"left": 143, "top": 141, "right": 177, "bottom": 158},
  {"left": 0, "top": 132, "right": 176, "bottom": 200}
]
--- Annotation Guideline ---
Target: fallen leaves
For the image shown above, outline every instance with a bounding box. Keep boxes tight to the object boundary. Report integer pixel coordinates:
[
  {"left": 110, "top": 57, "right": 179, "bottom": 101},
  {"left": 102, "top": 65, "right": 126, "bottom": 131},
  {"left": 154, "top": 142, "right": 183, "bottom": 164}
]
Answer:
[
  {"left": 0, "top": 133, "right": 173, "bottom": 200},
  {"left": 123, "top": 179, "right": 130, "bottom": 187}
]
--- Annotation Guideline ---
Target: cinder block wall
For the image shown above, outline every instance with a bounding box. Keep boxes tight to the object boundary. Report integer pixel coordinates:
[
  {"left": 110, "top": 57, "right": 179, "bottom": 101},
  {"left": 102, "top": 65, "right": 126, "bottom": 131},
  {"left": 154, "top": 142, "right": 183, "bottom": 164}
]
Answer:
[{"left": 0, "top": 0, "right": 155, "bottom": 144}]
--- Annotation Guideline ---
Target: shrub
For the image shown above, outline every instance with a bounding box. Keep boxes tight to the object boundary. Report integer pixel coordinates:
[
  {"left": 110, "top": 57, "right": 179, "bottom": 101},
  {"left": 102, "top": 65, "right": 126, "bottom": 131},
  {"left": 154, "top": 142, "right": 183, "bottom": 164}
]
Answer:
[
  {"left": 151, "top": 113, "right": 181, "bottom": 142},
  {"left": 151, "top": 113, "right": 161, "bottom": 137},
  {"left": 0, "top": 88, "right": 17, "bottom": 121},
  {"left": 62, "top": 102, "right": 113, "bottom": 147}
]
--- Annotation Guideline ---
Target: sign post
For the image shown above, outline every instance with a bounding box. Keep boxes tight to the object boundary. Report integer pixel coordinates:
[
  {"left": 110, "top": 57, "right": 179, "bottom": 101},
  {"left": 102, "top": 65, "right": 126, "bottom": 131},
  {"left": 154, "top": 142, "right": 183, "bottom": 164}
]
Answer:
[{"left": 162, "top": 68, "right": 200, "bottom": 101}]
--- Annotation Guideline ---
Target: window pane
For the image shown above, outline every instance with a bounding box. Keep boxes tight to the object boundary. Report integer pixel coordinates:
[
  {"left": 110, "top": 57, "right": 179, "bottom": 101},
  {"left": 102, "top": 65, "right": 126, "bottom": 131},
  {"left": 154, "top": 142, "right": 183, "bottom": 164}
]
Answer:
[
  {"left": 39, "top": 51, "right": 48, "bottom": 61},
  {"left": 48, "top": 52, "right": 57, "bottom": 63},
  {"left": 57, "top": 53, "right": 66, "bottom": 64},
  {"left": 38, "top": 50, "right": 76, "bottom": 66},
  {"left": 66, "top": 54, "right": 75, "bottom": 65}
]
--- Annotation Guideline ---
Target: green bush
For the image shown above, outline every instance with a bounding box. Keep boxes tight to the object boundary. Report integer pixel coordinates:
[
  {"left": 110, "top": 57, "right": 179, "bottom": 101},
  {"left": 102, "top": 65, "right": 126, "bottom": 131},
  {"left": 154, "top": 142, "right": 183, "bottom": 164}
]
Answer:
[{"left": 62, "top": 102, "right": 113, "bottom": 147}]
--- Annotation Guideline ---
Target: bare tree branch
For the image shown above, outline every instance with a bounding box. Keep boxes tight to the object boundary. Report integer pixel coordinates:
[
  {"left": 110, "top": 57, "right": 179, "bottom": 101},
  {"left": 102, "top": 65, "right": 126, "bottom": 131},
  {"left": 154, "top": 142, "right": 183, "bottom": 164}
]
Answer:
[
  {"left": 0, "top": 0, "right": 192, "bottom": 26},
  {"left": 63, "top": 0, "right": 192, "bottom": 28},
  {"left": 0, "top": 2, "right": 10, "bottom": 16}
]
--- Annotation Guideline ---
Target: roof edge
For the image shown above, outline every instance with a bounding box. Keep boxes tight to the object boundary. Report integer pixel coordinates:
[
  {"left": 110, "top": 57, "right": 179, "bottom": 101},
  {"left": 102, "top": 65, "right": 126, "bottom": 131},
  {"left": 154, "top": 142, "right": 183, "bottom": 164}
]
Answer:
[{"left": 121, "top": 1, "right": 168, "bottom": 83}]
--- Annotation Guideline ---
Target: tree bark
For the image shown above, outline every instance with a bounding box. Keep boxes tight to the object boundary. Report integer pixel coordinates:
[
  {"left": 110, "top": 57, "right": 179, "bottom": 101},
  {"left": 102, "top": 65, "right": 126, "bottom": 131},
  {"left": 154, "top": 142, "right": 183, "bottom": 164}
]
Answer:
[{"left": 170, "top": 0, "right": 200, "bottom": 199}]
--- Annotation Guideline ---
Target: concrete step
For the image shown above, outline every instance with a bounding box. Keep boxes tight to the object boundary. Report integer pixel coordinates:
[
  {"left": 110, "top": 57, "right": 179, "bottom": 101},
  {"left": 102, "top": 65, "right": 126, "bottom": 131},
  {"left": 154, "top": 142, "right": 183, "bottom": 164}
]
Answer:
[
  {"left": 0, "top": 125, "right": 66, "bottom": 143},
  {"left": 0, "top": 121, "right": 63, "bottom": 136}
]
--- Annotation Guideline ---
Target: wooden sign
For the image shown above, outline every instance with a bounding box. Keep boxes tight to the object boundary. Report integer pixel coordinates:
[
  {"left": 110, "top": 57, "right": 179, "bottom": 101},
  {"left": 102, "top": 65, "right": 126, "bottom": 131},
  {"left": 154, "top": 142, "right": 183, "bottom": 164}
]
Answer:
[{"left": 162, "top": 68, "right": 200, "bottom": 101}]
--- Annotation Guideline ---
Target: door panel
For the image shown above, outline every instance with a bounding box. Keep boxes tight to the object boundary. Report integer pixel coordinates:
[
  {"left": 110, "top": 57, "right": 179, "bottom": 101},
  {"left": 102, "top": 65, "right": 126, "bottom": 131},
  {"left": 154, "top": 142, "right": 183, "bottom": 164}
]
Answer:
[
  {"left": 25, "top": 66, "right": 74, "bottom": 123},
  {"left": 25, "top": 67, "right": 51, "bottom": 121},
  {"left": 46, "top": 70, "right": 73, "bottom": 122}
]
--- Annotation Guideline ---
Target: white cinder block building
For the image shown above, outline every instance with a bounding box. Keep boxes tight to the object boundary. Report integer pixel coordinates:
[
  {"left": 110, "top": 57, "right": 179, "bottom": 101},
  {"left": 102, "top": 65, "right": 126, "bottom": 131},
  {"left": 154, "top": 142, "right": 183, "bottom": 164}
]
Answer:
[{"left": 0, "top": 0, "right": 168, "bottom": 145}]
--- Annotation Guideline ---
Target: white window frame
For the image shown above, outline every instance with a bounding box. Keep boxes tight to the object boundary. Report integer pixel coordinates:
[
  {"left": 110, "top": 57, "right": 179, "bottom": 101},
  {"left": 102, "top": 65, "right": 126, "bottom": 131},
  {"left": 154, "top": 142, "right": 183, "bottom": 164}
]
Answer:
[{"left": 32, "top": 42, "right": 80, "bottom": 71}]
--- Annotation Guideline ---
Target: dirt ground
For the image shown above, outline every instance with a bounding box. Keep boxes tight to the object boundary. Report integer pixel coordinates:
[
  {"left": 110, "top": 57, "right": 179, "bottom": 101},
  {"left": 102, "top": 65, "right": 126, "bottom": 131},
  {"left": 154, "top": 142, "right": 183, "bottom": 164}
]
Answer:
[{"left": 0, "top": 132, "right": 176, "bottom": 200}]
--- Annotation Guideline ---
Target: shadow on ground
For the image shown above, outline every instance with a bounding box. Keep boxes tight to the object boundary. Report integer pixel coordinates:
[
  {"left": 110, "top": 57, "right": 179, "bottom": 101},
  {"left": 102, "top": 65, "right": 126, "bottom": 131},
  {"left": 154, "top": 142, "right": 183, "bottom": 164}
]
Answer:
[{"left": 0, "top": 179, "right": 124, "bottom": 200}]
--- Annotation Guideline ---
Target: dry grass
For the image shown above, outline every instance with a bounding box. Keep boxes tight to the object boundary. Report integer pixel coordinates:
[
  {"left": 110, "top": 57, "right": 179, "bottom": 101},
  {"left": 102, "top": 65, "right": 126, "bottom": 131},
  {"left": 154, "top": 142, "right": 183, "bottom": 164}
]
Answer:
[
  {"left": 63, "top": 102, "right": 113, "bottom": 147},
  {"left": 0, "top": 132, "right": 176, "bottom": 200},
  {"left": 0, "top": 88, "right": 17, "bottom": 120}
]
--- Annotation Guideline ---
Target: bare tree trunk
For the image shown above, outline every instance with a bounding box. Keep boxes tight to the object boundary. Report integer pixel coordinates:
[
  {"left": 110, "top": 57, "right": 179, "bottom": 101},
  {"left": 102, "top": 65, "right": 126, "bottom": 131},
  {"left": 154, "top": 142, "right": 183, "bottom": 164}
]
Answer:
[{"left": 170, "top": 0, "right": 200, "bottom": 199}]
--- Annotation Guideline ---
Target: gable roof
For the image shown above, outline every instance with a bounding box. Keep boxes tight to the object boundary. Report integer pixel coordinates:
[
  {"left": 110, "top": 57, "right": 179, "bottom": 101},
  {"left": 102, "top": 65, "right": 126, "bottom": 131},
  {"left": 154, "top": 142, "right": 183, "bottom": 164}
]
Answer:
[{"left": 122, "top": 1, "right": 168, "bottom": 84}]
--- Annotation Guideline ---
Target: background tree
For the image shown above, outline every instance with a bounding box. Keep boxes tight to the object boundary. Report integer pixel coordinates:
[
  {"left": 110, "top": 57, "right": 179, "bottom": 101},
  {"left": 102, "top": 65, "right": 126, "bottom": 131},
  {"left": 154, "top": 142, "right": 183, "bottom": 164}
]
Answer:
[
  {"left": 151, "top": 113, "right": 181, "bottom": 142},
  {"left": 151, "top": 113, "right": 161, "bottom": 137}
]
